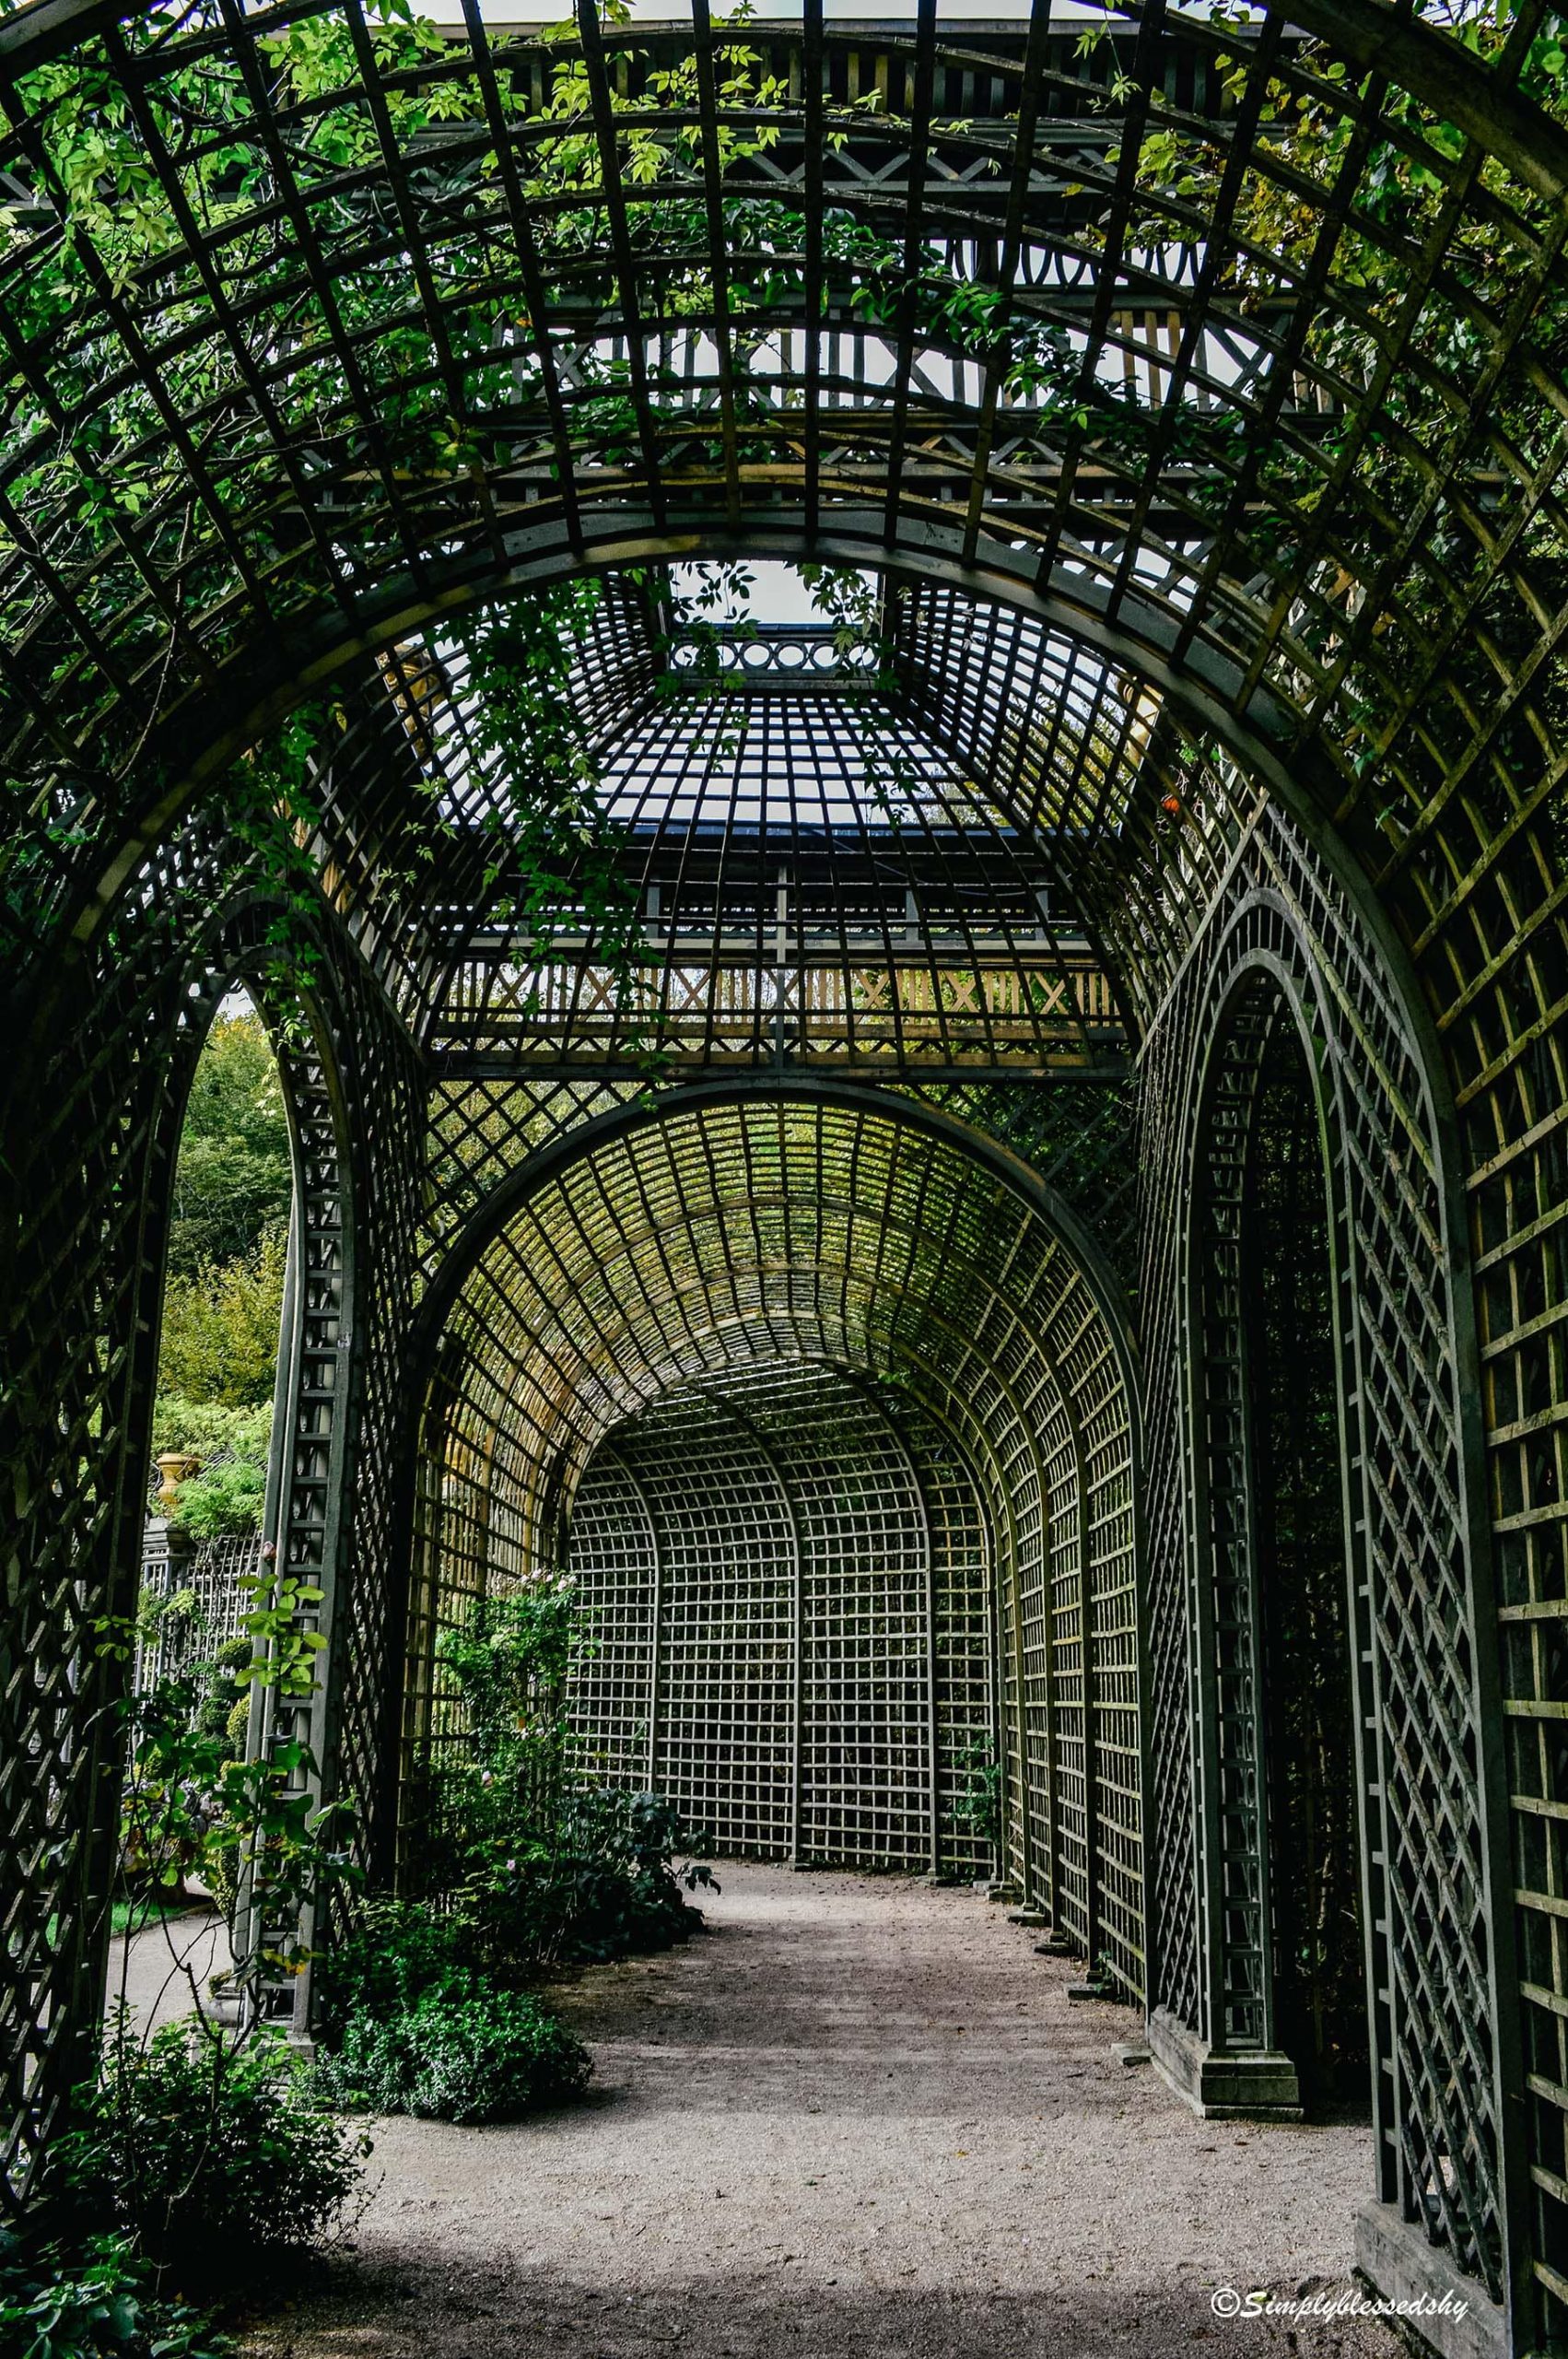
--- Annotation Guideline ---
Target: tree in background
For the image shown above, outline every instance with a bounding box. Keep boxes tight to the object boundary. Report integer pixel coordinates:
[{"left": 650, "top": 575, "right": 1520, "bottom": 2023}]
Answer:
[
  {"left": 155, "top": 1005, "right": 293, "bottom": 1532},
  {"left": 158, "top": 1228, "right": 288, "bottom": 1414},
  {"left": 168, "top": 1013, "right": 291, "bottom": 1277}
]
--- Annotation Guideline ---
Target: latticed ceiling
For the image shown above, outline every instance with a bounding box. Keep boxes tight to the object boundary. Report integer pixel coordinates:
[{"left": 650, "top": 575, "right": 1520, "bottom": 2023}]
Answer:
[
  {"left": 6, "top": 0, "right": 1565, "bottom": 1098},
  {"left": 425, "top": 1088, "right": 1135, "bottom": 1563},
  {"left": 415, "top": 590, "right": 1133, "bottom": 1072}
]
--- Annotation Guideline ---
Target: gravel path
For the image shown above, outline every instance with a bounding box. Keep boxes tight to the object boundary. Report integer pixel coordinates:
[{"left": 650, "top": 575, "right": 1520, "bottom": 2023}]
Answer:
[
  {"left": 108, "top": 1905, "right": 229, "bottom": 2033},
  {"left": 242, "top": 1862, "right": 1400, "bottom": 2359}
]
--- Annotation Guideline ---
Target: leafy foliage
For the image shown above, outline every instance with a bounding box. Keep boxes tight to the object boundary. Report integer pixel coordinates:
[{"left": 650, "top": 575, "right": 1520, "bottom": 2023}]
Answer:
[
  {"left": 18, "top": 1569, "right": 370, "bottom": 2351},
  {"left": 54, "top": 2018, "right": 366, "bottom": 2272},
  {"left": 165, "top": 1451, "right": 270, "bottom": 1543},
  {"left": 105, "top": 1560, "right": 348, "bottom": 1965},
  {"left": 152, "top": 1007, "right": 290, "bottom": 1488},
  {"left": 418, "top": 1582, "right": 717, "bottom": 1964},
  {"left": 311, "top": 1990, "right": 591, "bottom": 2126},
  {"left": 454, "top": 1785, "right": 718, "bottom": 1972},
  {"left": 148, "top": 1399, "right": 271, "bottom": 1472},
  {"left": 148, "top": 1400, "right": 274, "bottom": 1539},
  {"left": 312, "top": 1899, "right": 593, "bottom": 2125},
  {"left": 310, "top": 1589, "right": 713, "bottom": 2125},
  {"left": 452, "top": 594, "right": 658, "bottom": 1062},
  {"left": 1075, "top": 0, "right": 1568, "bottom": 800},
  {"left": 0, "top": 2232, "right": 231, "bottom": 2359},
  {"left": 434, "top": 1577, "right": 580, "bottom": 1773},
  {"left": 156, "top": 1227, "right": 287, "bottom": 1421},
  {"left": 951, "top": 1735, "right": 1002, "bottom": 1856},
  {"left": 313, "top": 1898, "right": 480, "bottom": 2033},
  {"left": 167, "top": 1015, "right": 292, "bottom": 1279}
]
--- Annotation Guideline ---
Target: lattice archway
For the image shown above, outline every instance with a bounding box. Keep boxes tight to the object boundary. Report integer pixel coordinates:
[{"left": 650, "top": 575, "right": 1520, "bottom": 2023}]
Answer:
[
  {"left": 1141, "top": 854, "right": 1518, "bottom": 2320},
  {"left": 0, "top": 873, "right": 400, "bottom": 2192},
  {"left": 400, "top": 1085, "right": 1145, "bottom": 2000},
  {"left": 566, "top": 1359, "right": 998, "bottom": 1879},
  {"left": 1182, "top": 957, "right": 1375, "bottom": 2127},
  {"left": 1, "top": 3, "right": 1566, "bottom": 2349}
]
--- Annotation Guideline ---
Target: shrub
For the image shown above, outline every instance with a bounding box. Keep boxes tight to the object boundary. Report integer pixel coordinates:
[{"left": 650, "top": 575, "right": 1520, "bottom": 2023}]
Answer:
[
  {"left": 310, "top": 1598, "right": 713, "bottom": 2137},
  {"left": 172, "top": 1456, "right": 267, "bottom": 1542},
  {"left": 149, "top": 1398, "right": 273, "bottom": 1471},
  {"left": 147, "top": 1399, "right": 273, "bottom": 1538},
  {"left": 312, "top": 1898, "right": 480, "bottom": 2041},
  {"left": 0, "top": 2232, "right": 229, "bottom": 2359},
  {"left": 462, "top": 1788, "right": 717, "bottom": 1968},
  {"left": 406, "top": 1588, "right": 716, "bottom": 1971},
  {"left": 55, "top": 2017, "right": 367, "bottom": 2273},
  {"left": 312, "top": 1990, "right": 591, "bottom": 2126}
]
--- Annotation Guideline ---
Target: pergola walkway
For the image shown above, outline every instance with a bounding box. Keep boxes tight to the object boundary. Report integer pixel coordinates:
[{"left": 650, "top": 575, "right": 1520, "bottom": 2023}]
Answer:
[{"left": 242, "top": 1867, "right": 1397, "bottom": 2359}]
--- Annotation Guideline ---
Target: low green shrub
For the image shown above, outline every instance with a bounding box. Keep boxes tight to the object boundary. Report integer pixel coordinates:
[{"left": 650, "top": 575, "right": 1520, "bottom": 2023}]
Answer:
[
  {"left": 312, "top": 1989, "right": 591, "bottom": 2125},
  {"left": 55, "top": 2016, "right": 367, "bottom": 2273},
  {"left": 0, "top": 2231, "right": 230, "bottom": 2359},
  {"left": 149, "top": 1401, "right": 274, "bottom": 1535},
  {"left": 312, "top": 1898, "right": 478, "bottom": 2040},
  {"left": 466, "top": 1787, "right": 717, "bottom": 1966},
  {"left": 310, "top": 1590, "right": 714, "bottom": 2133}
]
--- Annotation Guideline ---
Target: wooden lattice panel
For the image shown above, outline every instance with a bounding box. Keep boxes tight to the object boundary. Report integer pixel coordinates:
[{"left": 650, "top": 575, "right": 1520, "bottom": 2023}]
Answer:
[
  {"left": 409, "top": 1092, "right": 1141, "bottom": 1976},
  {"left": 569, "top": 1366, "right": 963, "bottom": 1871},
  {"left": 1140, "top": 798, "right": 1509, "bottom": 2298}
]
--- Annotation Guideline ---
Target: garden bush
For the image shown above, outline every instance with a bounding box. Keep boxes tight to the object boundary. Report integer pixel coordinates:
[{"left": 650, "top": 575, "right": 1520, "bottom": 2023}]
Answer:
[
  {"left": 54, "top": 2016, "right": 366, "bottom": 2273},
  {"left": 462, "top": 1788, "right": 717, "bottom": 1968},
  {"left": 408, "top": 1586, "right": 718, "bottom": 1971},
  {"left": 313, "top": 1898, "right": 470, "bottom": 2025},
  {"left": 312, "top": 1989, "right": 591, "bottom": 2126},
  {"left": 308, "top": 1590, "right": 716, "bottom": 2131},
  {"left": 0, "top": 2231, "right": 230, "bottom": 2359}
]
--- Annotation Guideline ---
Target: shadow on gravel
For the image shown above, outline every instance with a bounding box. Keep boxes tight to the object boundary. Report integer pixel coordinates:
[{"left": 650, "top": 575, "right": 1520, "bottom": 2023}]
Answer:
[{"left": 237, "top": 2252, "right": 1392, "bottom": 2359}]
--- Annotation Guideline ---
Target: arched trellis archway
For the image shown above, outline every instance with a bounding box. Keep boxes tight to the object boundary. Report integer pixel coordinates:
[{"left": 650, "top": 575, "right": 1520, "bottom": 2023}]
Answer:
[
  {"left": 565, "top": 1358, "right": 1000, "bottom": 1879},
  {"left": 1183, "top": 952, "right": 1375, "bottom": 2128},
  {"left": 398, "top": 1085, "right": 1146, "bottom": 2000},
  {"left": 0, "top": 872, "right": 399, "bottom": 2178},
  {"left": 0, "top": 2, "right": 1564, "bottom": 2350},
  {"left": 1145, "top": 850, "right": 1522, "bottom": 2327}
]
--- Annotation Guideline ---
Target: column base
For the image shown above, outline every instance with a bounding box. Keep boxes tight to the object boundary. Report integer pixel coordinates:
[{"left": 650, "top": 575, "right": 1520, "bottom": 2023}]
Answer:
[
  {"left": 1147, "top": 2004, "right": 1304, "bottom": 2118},
  {"left": 1353, "top": 2201, "right": 1506, "bottom": 2359}
]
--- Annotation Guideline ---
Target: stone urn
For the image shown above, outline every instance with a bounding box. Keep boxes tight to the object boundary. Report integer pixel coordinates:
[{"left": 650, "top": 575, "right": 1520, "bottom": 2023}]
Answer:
[{"left": 154, "top": 1449, "right": 201, "bottom": 1515}]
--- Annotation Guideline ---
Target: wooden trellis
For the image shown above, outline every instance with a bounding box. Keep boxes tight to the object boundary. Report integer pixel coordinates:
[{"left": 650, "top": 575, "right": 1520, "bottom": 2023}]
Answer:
[{"left": 0, "top": 4, "right": 1564, "bottom": 2350}]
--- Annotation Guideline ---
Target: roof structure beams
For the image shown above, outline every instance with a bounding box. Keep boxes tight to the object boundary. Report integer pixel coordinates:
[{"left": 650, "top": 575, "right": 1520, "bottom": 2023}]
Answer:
[{"left": 4, "top": 0, "right": 1563, "bottom": 1014}]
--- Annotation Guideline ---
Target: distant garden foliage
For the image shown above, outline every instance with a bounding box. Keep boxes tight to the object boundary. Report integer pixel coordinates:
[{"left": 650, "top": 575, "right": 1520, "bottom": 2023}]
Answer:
[{"left": 154, "top": 1011, "right": 290, "bottom": 1532}]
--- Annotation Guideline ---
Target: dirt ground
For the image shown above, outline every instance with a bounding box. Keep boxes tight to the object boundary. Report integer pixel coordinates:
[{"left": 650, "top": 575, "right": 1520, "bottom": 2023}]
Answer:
[{"left": 240, "top": 1862, "right": 1401, "bottom": 2359}]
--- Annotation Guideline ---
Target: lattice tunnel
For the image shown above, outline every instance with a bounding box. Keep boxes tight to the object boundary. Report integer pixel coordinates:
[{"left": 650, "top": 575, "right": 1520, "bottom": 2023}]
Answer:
[
  {"left": 3, "top": 2, "right": 1566, "bottom": 2349},
  {"left": 567, "top": 1363, "right": 995, "bottom": 1877},
  {"left": 403, "top": 1092, "right": 1142, "bottom": 1995}
]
